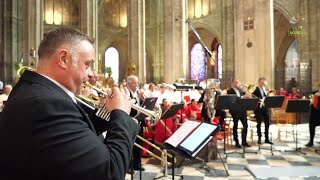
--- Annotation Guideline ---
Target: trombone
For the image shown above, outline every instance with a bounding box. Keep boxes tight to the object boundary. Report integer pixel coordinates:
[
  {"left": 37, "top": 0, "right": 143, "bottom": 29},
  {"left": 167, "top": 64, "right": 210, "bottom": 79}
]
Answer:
[{"left": 135, "top": 135, "right": 173, "bottom": 166}]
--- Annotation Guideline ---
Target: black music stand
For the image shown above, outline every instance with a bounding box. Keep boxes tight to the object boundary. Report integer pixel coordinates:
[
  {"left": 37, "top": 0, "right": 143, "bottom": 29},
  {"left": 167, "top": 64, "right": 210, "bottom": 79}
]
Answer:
[
  {"left": 154, "top": 103, "right": 184, "bottom": 180},
  {"left": 134, "top": 97, "right": 158, "bottom": 121},
  {"left": 230, "top": 98, "right": 260, "bottom": 158},
  {"left": 131, "top": 97, "right": 158, "bottom": 180},
  {"left": 285, "top": 99, "right": 310, "bottom": 154},
  {"left": 162, "top": 122, "right": 224, "bottom": 178},
  {"left": 259, "top": 96, "right": 285, "bottom": 155},
  {"left": 214, "top": 95, "right": 237, "bottom": 156}
]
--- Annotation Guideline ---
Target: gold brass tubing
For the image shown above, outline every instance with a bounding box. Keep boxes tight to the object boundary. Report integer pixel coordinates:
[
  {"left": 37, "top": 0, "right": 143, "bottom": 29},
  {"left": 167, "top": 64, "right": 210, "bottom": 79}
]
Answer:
[
  {"left": 134, "top": 142, "right": 172, "bottom": 166},
  {"left": 136, "top": 135, "right": 173, "bottom": 159}
]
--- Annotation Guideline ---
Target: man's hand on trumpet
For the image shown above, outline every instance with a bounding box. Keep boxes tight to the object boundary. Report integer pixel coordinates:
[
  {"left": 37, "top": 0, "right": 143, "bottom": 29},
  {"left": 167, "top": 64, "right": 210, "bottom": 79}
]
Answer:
[{"left": 104, "top": 86, "right": 135, "bottom": 115}]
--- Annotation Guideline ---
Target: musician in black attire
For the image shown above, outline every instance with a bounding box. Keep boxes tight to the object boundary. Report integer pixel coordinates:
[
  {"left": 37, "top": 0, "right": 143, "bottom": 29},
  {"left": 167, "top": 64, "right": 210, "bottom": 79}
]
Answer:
[
  {"left": 252, "top": 77, "right": 273, "bottom": 144},
  {"left": 198, "top": 86, "right": 225, "bottom": 127},
  {"left": 127, "top": 75, "right": 145, "bottom": 172},
  {"left": 306, "top": 82, "right": 320, "bottom": 147},
  {"left": 227, "top": 78, "right": 251, "bottom": 148}
]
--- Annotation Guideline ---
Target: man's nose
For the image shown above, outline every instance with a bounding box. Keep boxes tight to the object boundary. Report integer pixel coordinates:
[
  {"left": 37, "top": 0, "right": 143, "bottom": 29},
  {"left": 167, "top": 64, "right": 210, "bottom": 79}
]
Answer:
[{"left": 88, "top": 68, "right": 93, "bottom": 77}]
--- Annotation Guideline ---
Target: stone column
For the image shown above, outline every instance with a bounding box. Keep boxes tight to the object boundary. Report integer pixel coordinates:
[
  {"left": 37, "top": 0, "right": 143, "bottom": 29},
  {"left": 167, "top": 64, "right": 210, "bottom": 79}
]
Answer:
[
  {"left": 221, "top": 0, "right": 235, "bottom": 88},
  {"left": 298, "top": 0, "right": 319, "bottom": 93},
  {"left": 234, "top": 0, "right": 273, "bottom": 86},
  {"left": 23, "top": 0, "right": 42, "bottom": 68},
  {"left": 81, "top": 0, "right": 98, "bottom": 71},
  {"left": 0, "top": 0, "right": 25, "bottom": 84},
  {"left": 127, "top": 0, "right": 146, "bottom": 82},
  {"left": 163, "top": 0, "right": 188, "bottom": 83}
]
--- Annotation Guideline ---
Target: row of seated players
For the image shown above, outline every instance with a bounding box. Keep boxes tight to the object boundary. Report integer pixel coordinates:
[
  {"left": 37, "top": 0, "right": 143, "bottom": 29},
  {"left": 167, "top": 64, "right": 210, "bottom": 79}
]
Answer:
[{"left": 140, "top": 98, "right": 224, "bottom": 157}]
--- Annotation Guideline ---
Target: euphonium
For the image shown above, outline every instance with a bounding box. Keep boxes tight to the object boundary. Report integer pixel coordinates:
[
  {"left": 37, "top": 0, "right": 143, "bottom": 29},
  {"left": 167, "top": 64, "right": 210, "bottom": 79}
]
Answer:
[{"left": 204, "top": 78, "right": 220, "bottom": 118}]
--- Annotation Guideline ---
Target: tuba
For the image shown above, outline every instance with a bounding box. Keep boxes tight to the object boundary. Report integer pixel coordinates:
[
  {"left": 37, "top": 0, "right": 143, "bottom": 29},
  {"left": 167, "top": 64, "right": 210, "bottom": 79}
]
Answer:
[{"left": 200, "top": 78, "right": 220, "bottom": 118}]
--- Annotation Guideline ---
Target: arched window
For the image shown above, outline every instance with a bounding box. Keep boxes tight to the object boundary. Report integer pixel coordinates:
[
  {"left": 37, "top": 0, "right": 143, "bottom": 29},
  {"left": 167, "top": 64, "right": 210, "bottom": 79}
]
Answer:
[
  {"left": 43, "top": 0, "right": 80, "bottom": 26},
  {"left": 190, "top": 43, "right": 206, "bottom": 83},
  {"left": 217, "top": 45, "right": 223, "bottom": 79},
  {"left": 105, "top": 47, "right": 119, "bottom": 83},
  {"left": 285, "top": 40, "right": 299, "bottom": 91},
  {"left": 188, "top": 0, "right": 214, "bottom": 19}
]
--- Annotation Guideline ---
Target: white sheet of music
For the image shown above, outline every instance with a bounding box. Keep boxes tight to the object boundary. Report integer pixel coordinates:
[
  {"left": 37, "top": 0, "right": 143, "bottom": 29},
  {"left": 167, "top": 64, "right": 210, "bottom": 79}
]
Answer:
[{"left": 165, "top": 120, "right": 200, "bottom": 148}]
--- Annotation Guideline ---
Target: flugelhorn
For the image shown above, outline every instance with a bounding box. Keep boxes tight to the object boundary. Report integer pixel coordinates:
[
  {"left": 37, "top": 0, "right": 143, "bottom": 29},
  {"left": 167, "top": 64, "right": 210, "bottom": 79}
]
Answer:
[{"left": 83, "top": 82, "right": 162, "bottom": 126}]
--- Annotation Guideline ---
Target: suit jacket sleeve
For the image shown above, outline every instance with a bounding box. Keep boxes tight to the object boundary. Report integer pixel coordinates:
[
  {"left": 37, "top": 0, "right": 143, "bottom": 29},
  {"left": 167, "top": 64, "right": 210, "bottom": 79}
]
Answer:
[{"left": 29, "top": 97, "right": 139, "bottom": 180}]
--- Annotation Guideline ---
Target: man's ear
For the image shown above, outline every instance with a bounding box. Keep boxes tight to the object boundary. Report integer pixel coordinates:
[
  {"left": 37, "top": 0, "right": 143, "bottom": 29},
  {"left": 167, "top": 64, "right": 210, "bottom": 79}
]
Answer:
[{"left": 57, "top": 49, "right": 68, "bottom": 69}]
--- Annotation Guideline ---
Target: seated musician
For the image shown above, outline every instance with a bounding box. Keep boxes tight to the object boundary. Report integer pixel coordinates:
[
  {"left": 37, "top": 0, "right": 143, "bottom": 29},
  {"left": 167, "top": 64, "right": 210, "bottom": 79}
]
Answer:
[
  {"left": 141, "top": 117, "right": 155, "bottom": 157},
  {"left": 289, "top": 87, "right": 301, "bottom": 99},
  {"left": 276, "top": 87, "right": 289, "bottom": 96},
  {"left": 154, "top": 100, "right": 178, "bottom": 143},
  {"left": 185, "top": 99, "right": 202, "bottom": 120},
  {"left": 306, "top": 82, "right": 320, "bottom": 147}
]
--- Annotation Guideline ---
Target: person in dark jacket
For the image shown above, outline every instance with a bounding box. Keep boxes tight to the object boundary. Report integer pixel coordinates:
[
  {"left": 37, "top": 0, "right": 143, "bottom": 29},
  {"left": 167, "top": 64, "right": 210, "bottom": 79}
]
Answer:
[{"left": 0, "top": 27, "right": 139, "bottom": 180}]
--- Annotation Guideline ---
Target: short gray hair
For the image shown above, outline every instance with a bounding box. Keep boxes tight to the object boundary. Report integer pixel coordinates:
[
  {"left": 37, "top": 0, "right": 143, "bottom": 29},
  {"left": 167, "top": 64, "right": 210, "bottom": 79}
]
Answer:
[{"left": 127, "top": 75, "right": 138, "bottom": 83}]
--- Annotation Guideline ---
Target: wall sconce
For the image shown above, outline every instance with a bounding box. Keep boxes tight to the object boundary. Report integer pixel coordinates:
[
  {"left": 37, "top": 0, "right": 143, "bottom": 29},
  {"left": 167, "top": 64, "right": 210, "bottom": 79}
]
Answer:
[{"left": 29, "top": 48, "right": 36, "bottom": 59}]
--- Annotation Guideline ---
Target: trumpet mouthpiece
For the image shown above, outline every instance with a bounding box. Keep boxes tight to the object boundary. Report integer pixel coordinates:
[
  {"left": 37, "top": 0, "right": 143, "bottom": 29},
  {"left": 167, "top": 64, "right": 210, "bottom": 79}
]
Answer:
[{"left": 84, "top": 81, "right": 93, "bottom": 88}]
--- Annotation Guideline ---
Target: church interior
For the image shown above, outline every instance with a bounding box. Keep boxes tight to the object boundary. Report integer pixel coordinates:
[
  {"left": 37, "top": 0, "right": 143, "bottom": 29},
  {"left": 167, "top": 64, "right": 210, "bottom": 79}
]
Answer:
[{"left": 1, "top": 0, "right": 320, "bottom": 179}]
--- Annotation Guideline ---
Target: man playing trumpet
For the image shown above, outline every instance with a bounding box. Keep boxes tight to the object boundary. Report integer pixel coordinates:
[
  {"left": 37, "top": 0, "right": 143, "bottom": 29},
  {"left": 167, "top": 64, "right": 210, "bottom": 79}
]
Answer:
[
  {"left": 0, "top": 27, "right": 139, "bottom": 180},
  {"left": 227, "top": 78, "right": 251, "bottom": 148},
  {"left": 252, "top": 77, "right": 273, "bottom": 144}
]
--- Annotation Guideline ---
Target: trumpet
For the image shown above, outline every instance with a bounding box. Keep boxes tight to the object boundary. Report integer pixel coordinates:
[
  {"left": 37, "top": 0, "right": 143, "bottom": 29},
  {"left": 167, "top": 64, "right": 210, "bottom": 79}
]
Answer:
[
  {"left": 83, "top": 82, "right": 162, "bottom": 126},
  {"left": 81, "top": 83, "right": 174, "bottom": 166},
  {"left": 259, "top": 81, "right": 275, "bottom": 108}
]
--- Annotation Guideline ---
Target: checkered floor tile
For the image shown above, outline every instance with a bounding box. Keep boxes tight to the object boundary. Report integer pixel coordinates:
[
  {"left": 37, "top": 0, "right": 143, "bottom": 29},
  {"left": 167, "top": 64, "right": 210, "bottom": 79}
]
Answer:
[{"left": 125, "top": 124, "right": 320, "bottom": 180}]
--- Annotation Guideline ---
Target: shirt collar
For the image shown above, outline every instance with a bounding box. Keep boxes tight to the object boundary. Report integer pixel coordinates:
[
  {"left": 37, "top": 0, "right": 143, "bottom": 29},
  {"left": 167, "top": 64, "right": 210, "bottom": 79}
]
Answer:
[{"left": 38, "top": 73, "right": 76, "bottom": 103}]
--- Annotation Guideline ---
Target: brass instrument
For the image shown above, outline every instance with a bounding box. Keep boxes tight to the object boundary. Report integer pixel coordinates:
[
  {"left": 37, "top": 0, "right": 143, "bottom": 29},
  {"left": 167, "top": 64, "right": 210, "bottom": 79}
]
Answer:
[
  {"left": 200, "top": 78, "right": 220, "bottom": 118},
  {"left": 135, "top": 135, "right": 173, "bottom": 166},
  {"left": 17, "top": 64, "right": 35, "bottom": 78},
  {"left": 17, "top": 65, "right": 172, "bottom": 167},
  {"left": 240, "top": 83, "right": 257, "bottom": 98},
  {"left": 82, "top": 83, "right": 173, "bottom": 166},
  {"left": 259, "top": 81, "right": 275, "bottom": 108},
  {"left": 84, "top": 82, "right": 162, "bottom": 126}
]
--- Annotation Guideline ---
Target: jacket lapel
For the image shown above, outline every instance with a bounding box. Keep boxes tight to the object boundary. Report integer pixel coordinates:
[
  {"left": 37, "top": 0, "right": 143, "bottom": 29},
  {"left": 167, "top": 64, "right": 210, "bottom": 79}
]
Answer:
[
  {"left": 21, "top": 70, "right": 97, "bottom": 134},
  {"left": 74, "top": 103, "right": 97, "bottom": 134}
]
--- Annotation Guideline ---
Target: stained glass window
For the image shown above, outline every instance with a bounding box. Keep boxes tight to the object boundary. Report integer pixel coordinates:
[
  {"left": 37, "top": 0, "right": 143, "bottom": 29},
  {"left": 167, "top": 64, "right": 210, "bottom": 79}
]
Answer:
[{"left": 190, "top": 43, "right": 206, "bottom": 83}]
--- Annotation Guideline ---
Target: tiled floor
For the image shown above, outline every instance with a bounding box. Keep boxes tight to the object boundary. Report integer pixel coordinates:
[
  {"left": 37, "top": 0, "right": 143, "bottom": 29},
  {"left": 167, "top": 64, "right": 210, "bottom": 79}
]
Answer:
[{"left": 125, "top": 124, "right": 320, "bottom": 180}]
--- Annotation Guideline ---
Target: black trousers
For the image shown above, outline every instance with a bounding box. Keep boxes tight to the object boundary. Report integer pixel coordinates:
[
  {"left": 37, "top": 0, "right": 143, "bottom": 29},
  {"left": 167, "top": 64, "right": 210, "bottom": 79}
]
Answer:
[
  {"left": 309, "top": 106, "right": 320, "bottom": 142},
  {"left": 132, "top": 127, "right": 143, "bottom": 168},
  {"left": 254, "top": 107, "right": 270, "bottom": 140},
  {"left": 230, "top": 111, "right": 248, "bottom": 144}
]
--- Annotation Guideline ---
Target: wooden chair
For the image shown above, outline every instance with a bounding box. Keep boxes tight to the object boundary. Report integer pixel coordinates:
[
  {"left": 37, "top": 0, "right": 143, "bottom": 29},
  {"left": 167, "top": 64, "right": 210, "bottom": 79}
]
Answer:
[{"left": 273, "top": 109, "right": 295, "bottom": 142}]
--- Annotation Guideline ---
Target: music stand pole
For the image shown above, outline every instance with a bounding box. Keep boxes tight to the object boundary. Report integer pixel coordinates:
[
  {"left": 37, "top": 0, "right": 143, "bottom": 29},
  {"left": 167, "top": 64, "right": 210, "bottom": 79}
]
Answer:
[
  {"left": 258, "top": 96, "right": 285, "bottom": 155},
  {"left": 284, "top": 99, "right": 310, "bottom": 155},
  {"left": 284, "top": 113, "right": 306, "bottom": 155}
]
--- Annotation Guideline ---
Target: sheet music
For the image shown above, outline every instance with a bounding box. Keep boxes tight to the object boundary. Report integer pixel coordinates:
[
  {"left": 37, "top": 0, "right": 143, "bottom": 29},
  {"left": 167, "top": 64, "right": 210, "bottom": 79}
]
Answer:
[
  {"left": 165, "top": 120, "right": 200, "bottom": 147},
  {"left": 179, "top": 122, "right": 219, "bottom": 154}
]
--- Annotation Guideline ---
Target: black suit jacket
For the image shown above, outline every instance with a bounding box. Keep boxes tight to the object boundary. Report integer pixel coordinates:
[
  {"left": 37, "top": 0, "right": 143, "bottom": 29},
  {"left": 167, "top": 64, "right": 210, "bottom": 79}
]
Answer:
[
  {"left": 198, "top": 89, "right": 220, "bottom": 121},
  {"left": 227, "top": 88, "right": 246, "bottom": 116},
  {"left": 0, "top": 70, "right": 140, "bottom": 180},
  {"left": 252, "top": 86, "right": 268, "bottom": 113}
]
